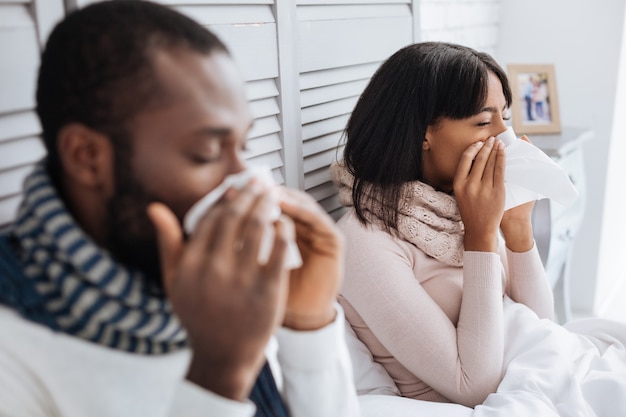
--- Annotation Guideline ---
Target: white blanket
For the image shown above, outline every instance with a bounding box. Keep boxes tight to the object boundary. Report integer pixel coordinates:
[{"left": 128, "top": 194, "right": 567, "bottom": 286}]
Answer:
[
  {"left": 350, "top": 298, "right": 626, "bottom": 417},
  {"left": 474, "top": 297, "right": 626, "bottom": 416}
]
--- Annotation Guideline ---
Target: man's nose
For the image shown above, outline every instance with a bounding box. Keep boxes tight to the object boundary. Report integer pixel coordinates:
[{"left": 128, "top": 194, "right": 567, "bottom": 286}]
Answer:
[{"left": 227, "top": 149, "right": 247, "bottom": 176}]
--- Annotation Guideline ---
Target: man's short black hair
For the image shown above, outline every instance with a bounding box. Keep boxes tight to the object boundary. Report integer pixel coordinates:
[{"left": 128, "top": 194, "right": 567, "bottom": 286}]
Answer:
[{"left": 36, "top": 0, "right": 228, "bottom": 181}]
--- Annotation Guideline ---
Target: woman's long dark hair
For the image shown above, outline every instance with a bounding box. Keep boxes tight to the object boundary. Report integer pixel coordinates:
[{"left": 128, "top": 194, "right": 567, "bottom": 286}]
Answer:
[{"left": 342, "top": 42, "right": 512, "bottom": 231}]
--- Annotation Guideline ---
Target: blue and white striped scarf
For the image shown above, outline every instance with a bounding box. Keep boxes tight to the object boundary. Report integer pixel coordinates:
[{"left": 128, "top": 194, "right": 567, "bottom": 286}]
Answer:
[{"left": 10, "top": 161, "right": 187, "bottom": 354}]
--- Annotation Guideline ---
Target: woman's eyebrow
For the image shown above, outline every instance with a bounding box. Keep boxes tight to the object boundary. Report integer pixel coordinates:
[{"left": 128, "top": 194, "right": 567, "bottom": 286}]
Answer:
[{"left": 478, "top": 105, "right": 508, "bottom": 113}]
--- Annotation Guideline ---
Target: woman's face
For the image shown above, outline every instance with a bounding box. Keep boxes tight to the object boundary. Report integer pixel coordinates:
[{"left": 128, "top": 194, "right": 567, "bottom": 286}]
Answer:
[{"left": 422, "top": 71, "right": 509, "bottom": 193}]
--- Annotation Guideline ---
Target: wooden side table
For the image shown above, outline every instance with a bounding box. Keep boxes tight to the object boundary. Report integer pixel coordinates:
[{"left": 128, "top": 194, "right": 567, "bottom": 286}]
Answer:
[{"left": 529, "top": 127, "right": 594, "bottom": 323}]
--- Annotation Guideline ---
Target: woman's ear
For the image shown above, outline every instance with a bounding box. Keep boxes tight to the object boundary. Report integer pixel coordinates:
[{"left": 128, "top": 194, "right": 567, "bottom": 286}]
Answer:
[
  {"left": 56, "top": 123, "right": 114, "bottom": 190},
  {"left": 423, "top": 126, "right": 433, "bottom": 151}
]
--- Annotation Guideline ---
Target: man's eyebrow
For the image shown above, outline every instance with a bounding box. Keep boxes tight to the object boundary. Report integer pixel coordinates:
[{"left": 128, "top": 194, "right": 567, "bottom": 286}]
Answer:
[
  {"left": 193, "top": 127, "right": 231, "bottom": 136},
  {"left": 191, "top": 120, "right": 255, "bottom": 137}
]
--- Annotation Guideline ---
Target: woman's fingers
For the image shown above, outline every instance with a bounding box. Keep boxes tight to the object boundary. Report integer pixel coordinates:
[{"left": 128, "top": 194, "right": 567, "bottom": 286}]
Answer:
[
  {"left": 453, "top": 136, "right": 507, "bottom": 254},
  {"left": 492, "top": 140, "right": 506, "bottom": 188},
  {"left": 455, "top": 140, "right": 486, "bottom": 182},
  {"left": 483, "top": 138, "right": 507, "bottom": 186},
  {"left": 468, "top": 137, "right": 496, "bottom": 182}
]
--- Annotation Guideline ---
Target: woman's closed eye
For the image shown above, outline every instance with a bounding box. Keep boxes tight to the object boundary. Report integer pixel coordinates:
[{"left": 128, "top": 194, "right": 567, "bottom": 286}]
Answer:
[{"left": 476, "top": 115, "right": 510, "bottom": 126}]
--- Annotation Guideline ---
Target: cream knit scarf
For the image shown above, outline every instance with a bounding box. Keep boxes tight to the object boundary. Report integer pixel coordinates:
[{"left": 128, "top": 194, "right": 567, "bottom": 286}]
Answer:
[{"left": 330, "top": 161, "right": 464, "bottom": 267}]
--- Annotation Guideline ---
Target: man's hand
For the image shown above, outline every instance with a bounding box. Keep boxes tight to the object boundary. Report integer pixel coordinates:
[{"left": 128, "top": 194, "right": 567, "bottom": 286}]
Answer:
[
  {"left": 148, "top": 181, "right": 292, "bottom": 402},
  {"left": 277, "top": 188, "right": 343, "bottom": 331}
]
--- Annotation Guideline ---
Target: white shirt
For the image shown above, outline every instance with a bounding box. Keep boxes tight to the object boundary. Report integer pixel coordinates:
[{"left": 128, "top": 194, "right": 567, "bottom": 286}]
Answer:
[{"left": 0, "top": 305, "right": 360, "bottom": 417}]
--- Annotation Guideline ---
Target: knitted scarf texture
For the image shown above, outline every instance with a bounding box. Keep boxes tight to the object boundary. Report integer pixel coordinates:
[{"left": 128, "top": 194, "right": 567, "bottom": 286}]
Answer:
[
  {"left": 330, "top": 161, "right": 465, "bottom": 267},
  {"left": 7, "top": 161, "right": 187, "bottom": 354}
]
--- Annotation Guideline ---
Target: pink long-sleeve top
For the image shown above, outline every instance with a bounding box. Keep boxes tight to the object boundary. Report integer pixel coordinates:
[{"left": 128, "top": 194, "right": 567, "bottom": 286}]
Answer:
[{"left": 337, "top": 209, "right": 554, "bottom": 408}]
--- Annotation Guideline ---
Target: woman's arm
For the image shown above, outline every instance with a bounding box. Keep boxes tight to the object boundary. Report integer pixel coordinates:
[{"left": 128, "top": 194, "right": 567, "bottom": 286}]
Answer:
[
  {"left": 500, "top": 239, "right": 555, "bottom": 320},
  {"left": 340, "top": 220, "right": 504, "bottom": 408},
  {"left": 498, "top": 189, "right": 554, "bottom": 319}
]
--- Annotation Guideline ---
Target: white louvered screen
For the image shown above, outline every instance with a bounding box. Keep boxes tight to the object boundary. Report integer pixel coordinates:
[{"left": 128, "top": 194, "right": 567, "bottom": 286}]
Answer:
[
  {"left": 1, "top": 0, "right": 421, "bottom": 226},
  {"left": 171, "top": 3, "right": 285, "bottom": 184},
  {"left": 0, "top": 0, "right": 64, "bottom": 227},
  {"left": 297, "top": 2, "right": 414, "bottom": 219}
]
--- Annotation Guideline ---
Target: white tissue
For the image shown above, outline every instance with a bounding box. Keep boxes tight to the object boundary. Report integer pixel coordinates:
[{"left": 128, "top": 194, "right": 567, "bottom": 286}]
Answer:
[
  {"left": 497, "top": 126, "right": 579, "bottom": 210},
  {"left": 183, "top": 165, "right": 303, "bottom": 270}
]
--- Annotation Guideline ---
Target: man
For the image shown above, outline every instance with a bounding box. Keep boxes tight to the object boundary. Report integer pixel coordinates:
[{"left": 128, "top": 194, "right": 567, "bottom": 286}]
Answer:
[{"left": 0, "top": 1, "right": 360, "bottom": 416}]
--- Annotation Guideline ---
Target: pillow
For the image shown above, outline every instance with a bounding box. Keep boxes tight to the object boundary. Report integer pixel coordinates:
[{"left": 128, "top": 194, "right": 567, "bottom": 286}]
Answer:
[
  {"left": 343, "top": 319, "right": 399, "bottom": 396},
  {"left": 344, "top": 319, "right": 473, "bottom": 417}
]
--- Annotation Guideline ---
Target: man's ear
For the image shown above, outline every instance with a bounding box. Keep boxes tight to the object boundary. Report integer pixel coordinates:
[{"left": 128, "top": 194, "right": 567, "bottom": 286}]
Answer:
[{"left": 56, "top": 123, "right": 113, "bottom": 190}]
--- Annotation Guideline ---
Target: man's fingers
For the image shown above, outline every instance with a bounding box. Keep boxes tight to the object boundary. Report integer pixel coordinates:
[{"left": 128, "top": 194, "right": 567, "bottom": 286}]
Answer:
[
  {"left": 265, "top": 216, "right": 293, "bottom": 277},
  {"left": 189, "top": 181, "right": 263, "bottom": 257},
  {"left": 147, "top": 202, "right": 183, "bottom": 293},
  {"left": 278, "top": 187, "right": 336, "bottom": 233}
]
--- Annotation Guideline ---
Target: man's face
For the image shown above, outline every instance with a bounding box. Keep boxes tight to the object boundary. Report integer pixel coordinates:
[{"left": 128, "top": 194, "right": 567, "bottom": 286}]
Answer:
[{"left": 105, "top": 49, "right": 253, "bottom": 288}]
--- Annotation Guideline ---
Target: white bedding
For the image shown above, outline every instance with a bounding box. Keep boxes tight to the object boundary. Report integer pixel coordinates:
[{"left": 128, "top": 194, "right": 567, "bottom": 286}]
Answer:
[
  {"left": 348, "top": 297, "right": 626, "bottom": 417},
  {"left": 474, "top": 297, "right": 626, "bottom": 416}
]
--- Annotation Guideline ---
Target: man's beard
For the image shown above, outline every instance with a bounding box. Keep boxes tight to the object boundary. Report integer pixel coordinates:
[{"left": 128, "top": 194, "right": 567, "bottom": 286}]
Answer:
[
  {"left": 105, "top": 156, "right": 165, "bottom": 295},
  {"left": 106, "top": 194, "right": 164, "bottom": 294}
]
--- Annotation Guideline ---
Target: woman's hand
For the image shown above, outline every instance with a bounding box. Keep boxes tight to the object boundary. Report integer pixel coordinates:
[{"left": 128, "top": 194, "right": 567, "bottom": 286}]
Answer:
[
  {"left": 453, "top": 137, "right": 506, "bottom": 253},
  {"left": 277, "top": 188, "right": 343, "bottom": 331},
  {"left": 500, "top": 135, "right": 535, "bottom": 252},
  {"left": 148, "top": 181, "right": 291, "bottom": 402}
]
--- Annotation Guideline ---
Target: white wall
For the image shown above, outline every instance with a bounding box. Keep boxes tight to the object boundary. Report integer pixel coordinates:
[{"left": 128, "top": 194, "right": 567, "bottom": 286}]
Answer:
[
  {"left": 597, "top": 4, "right": 626, "bottom": 318},
  {"left": 496, "top": 0, "right": 626, "bottom": 315},
  {"left": 420, "top": 0, "right": 502, "bottom": 55}
]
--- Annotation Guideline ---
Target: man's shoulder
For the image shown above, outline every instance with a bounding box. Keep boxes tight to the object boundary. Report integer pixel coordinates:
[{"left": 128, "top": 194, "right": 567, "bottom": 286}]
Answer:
[
  {"left": 0, "top": 304, "right": 54, "bottom": 351},
  {"left": 0, "top": 227, "right": 22, "bottom": 276},
  {"left": 0, "top": 303, "right": 194, "bottom": 417},
  {"left": 0, "top": 228, "right": 59, "bottom": 329}
]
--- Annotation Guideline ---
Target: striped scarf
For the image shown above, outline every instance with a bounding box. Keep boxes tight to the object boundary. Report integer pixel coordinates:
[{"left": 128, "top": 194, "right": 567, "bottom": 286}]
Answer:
[{"left": 10, "top": 161, "right": 187, "bottom": 354}]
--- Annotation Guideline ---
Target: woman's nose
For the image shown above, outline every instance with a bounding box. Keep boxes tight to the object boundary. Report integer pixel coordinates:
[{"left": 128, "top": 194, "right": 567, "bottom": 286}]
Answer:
[{"left": 492, "top": 118, "right": 509, "bottom": 137}]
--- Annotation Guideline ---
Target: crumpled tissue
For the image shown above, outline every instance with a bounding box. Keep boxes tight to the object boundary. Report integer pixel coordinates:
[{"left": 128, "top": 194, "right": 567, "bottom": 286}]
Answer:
[
  {"left": 183, "top": 165, "right": 303, "bottom": 269},
  {"left": 498, "top": 126, "right": 578, "bottom": 210}
]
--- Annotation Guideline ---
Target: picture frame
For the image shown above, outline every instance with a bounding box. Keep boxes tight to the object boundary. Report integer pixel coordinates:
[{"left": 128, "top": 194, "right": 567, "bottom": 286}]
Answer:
[{"left": 507, "top": 64, "right": 561, "bottom": 134}]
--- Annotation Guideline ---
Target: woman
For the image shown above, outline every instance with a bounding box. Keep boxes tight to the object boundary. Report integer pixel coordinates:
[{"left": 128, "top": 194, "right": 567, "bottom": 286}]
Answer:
[{"left": 330, "top": 42, "right": 555, "bottom": 408}]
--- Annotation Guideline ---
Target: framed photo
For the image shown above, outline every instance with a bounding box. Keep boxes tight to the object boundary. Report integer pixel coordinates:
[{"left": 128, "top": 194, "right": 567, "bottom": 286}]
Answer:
[{"left": 507, "top": 64, "right": 561, "bottom": 134}]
